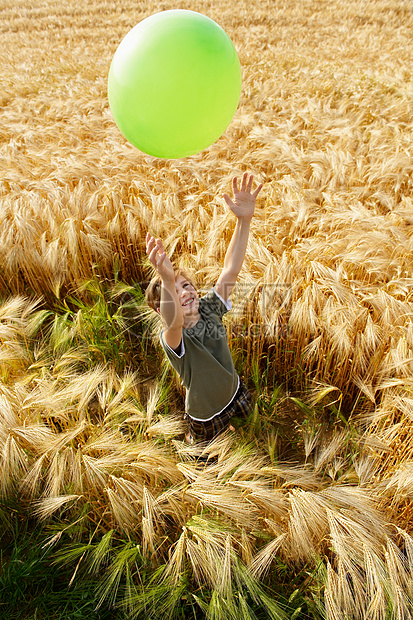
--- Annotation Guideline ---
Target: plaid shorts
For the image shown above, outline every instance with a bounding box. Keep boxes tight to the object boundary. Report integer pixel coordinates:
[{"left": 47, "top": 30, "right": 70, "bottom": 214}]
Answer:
[{"left": 187, "top": 381, "right": 252, "bottom": 442}]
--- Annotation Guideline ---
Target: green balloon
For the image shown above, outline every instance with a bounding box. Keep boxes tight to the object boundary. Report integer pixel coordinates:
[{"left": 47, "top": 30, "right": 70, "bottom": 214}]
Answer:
[{"left": 107, "top": 10, "right": 241, "bottom": 159}]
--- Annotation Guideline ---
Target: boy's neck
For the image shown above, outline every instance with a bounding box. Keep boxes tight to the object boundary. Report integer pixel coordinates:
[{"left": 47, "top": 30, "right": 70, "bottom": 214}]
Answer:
[{"left": 183, "top": 311, "right": 201, "bottom": 329}]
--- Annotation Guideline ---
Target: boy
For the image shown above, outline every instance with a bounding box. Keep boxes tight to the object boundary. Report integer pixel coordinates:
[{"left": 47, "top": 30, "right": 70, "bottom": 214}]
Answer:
[{"left": 145, "top": 172, "right": 263, "bottom": 443}]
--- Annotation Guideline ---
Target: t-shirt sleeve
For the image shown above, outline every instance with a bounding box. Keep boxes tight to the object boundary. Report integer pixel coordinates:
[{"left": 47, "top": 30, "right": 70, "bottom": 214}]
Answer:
[
  {"left": 200, "top": 287, "right": 232, "bottom": 319},
  {"left": 160, "top": 330, "right": 185, "bottom": 359}
]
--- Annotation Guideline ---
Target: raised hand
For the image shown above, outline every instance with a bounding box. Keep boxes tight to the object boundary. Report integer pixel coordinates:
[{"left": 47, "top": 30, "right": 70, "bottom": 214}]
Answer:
[
  {"left": 146, "top": 233, "right": 175, "bottom": 282},
  {"left": 223, "top": 172, "right": 263, "bottom": 220}
]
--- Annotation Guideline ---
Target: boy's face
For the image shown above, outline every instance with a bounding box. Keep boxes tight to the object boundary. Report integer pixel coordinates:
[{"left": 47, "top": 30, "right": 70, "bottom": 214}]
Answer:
[{"left": 175, "top": 274, "right": 199, "bottom": 322}]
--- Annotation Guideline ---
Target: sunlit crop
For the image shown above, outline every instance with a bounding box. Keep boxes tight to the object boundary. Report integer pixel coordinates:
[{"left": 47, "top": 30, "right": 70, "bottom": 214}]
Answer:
[{"left": 1, "top": 0, "right": 413, "bottom": 617}]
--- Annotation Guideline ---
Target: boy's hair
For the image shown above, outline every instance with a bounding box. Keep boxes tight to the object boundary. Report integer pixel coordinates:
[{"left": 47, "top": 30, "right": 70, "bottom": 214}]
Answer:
[{"left": 145, "top": 268, "right": 195, "bottom": 312}]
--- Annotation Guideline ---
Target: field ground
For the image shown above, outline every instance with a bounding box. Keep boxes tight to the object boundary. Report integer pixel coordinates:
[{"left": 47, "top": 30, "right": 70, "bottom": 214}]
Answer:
[{"left": 1, "top": 0, "right": 413, "bottom": 618}]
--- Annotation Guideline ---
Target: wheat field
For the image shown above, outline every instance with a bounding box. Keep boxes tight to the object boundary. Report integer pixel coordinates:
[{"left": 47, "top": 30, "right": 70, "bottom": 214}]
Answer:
[{"left": 1, "top": 0, "right": 413, "bottom": 617}]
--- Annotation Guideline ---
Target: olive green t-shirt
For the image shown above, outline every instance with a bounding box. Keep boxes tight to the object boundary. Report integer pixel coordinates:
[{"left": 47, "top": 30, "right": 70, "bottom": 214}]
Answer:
[{"left": 160, "top": 288, "right": 239, "bottom": 421}]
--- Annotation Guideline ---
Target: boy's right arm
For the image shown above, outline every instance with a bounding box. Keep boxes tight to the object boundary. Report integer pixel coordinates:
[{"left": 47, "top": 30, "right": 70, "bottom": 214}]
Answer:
[
  {"left": 159, "top": 278, "right": 184, "bottom": 350},
  {"left": 146, "top": 233, "right": 183, "bottom": 350}
]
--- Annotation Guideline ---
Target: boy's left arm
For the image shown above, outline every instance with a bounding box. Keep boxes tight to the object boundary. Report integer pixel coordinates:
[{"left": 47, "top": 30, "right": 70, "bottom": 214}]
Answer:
[{"left": 215, "top": 173, "right": 263, "bottom": 301}]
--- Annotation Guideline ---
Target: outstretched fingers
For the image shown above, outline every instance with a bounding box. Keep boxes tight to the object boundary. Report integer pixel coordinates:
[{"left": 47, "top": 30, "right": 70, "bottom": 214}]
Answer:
[
  {"left": 222, "top": 192, "right": 233, "bottom": 208},
  {"left": 252, "top": 182, "right": 263, "bottom": 198},
  {"left": 233, "top": 172, "right": 260, "bottom": 196},
  {"left": 146, "top": 233, "right": 166, "bottom": 269},
  {"left": 245, "top": 173, "right": 253, "bottom": 193}
]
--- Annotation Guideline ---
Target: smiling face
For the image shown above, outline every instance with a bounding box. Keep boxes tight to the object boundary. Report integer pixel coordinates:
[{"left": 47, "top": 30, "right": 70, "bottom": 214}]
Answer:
[{"left": 175, "top": 274, "right": 200, "bottom": 327}]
